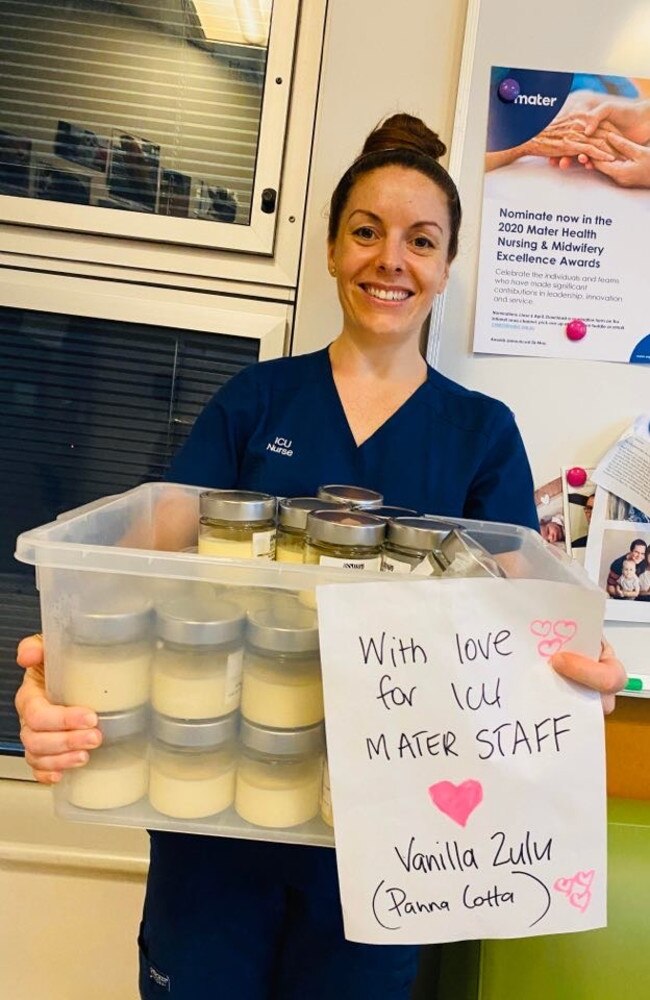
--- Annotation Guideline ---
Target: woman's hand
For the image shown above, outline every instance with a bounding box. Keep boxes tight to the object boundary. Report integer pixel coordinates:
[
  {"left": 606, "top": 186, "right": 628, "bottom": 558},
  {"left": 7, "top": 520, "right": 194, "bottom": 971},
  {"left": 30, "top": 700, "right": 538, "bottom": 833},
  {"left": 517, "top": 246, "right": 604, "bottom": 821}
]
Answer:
[
  {"left": 15, "top": 635, "right": 102, "bottom": 784},
  {"left": 550, "top": 638, "right": 626, "bottom": 715}
]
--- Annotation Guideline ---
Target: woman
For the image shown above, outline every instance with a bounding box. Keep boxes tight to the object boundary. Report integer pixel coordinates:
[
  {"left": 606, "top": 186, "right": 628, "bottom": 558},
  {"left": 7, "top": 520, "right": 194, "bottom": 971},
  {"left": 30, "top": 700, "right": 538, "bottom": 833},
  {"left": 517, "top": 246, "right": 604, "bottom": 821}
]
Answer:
[{"left": 15, "top": 114, "right": 625, "bottom": 1000}]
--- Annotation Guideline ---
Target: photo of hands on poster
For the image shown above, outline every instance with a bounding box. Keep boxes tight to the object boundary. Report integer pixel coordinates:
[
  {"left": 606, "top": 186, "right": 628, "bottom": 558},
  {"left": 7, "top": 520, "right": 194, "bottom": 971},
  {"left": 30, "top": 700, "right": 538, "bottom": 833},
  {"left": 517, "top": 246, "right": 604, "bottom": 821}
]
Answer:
[{"left": 474, "top": 67, "right": 650, "bottom": 363}]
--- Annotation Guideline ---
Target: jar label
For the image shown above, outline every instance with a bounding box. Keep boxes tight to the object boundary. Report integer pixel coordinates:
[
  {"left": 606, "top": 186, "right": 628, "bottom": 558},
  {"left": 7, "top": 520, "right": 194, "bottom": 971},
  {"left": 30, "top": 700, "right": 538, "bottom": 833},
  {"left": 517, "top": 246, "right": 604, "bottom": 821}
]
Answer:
[
  {"left": 225, "top": 649, "right": 244, "bottom": 708},
  {"left": 252, "top": 529, "right": 276, "bottom": 559},
  {"left": 318, "top": 555, "right": 382, "bottom": 571},
  {"left": 381, "top": 554, "right": 413, "bottom": 574}
]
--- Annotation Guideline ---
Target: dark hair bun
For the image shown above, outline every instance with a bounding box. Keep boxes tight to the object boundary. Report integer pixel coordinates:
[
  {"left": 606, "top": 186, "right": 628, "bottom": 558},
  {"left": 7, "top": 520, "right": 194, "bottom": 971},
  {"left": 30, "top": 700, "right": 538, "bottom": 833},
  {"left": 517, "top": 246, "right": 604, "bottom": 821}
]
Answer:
[{"left": 361, "top": 113, "right": 447, "bottom": 161}]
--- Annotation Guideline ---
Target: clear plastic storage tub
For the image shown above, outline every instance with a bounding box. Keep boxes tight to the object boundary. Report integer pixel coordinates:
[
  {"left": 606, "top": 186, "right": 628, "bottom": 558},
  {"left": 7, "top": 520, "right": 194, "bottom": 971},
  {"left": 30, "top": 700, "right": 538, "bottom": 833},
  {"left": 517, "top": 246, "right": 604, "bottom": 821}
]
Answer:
[{"left": 15, "top": 482, "right": 591, "bottom": 846}]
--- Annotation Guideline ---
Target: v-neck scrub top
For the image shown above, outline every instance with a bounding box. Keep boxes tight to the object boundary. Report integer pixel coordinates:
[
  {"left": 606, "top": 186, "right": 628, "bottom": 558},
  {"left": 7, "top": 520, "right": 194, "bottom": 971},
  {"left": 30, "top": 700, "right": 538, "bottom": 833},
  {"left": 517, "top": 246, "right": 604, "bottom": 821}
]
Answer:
[
  {"left": 140, "top": 348, "right": 538, "bottom": 1000},
  {"left": 168, "top": 347, "right": 538, "bottom": 528}
]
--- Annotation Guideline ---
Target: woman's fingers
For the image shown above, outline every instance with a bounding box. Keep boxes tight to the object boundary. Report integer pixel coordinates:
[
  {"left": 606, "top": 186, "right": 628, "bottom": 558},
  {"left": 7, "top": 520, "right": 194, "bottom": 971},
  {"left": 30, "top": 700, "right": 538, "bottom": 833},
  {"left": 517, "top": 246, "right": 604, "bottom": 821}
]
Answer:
[
  {"left": 16, "top": 634, "right": 45, "bottom": 670},
  {"left": 550, "top": 641, "right": 626, "bottom": 716}
]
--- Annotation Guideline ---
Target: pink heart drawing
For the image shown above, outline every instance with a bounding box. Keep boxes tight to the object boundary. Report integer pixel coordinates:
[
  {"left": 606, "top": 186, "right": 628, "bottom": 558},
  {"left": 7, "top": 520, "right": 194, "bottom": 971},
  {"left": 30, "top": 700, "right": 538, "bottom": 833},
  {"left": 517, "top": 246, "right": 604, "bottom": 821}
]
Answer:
[
  {"left": 568, "top": 887, "right": 592, "bottom": 913},
  {"left": 537, "top": 637, "right": 565, "bottom": 657},
  {"left": 531, "top": 618, "right": 579, "bottom": 657},
  {"left": 428, "top": 779, "right": 483, "bottom": 828},
  {"left": 553, "top": 870, "right": 596, "bottom": 914},
  {"left": 553, "top": 620, "right": 577, "bottom": 642}
]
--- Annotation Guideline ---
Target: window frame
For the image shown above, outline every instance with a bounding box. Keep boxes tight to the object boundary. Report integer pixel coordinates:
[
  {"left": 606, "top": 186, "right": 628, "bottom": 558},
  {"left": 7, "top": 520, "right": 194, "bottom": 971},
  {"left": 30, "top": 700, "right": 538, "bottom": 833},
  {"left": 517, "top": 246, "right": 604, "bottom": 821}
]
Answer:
[{"left": 0, "top": 0, "right": 300, "bottom": 255}]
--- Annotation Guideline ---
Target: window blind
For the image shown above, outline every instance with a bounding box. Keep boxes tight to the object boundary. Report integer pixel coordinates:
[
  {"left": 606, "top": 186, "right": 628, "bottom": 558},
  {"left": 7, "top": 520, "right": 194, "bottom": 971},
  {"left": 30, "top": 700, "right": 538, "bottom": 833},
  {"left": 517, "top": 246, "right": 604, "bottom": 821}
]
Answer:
[
  {"left": 0, "top": 0, "right": 269, "bottom": 224},
  {"left": 0, "top": 303, "right": 259, "bottom": 752}
]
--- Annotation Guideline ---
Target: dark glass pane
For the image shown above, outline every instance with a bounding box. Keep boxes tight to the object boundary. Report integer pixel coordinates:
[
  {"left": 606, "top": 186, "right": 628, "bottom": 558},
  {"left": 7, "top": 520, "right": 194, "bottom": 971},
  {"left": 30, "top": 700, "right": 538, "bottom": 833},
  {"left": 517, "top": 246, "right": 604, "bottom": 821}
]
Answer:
[{"left": 0, "top": 304, "right": 259, "bottom": 751}]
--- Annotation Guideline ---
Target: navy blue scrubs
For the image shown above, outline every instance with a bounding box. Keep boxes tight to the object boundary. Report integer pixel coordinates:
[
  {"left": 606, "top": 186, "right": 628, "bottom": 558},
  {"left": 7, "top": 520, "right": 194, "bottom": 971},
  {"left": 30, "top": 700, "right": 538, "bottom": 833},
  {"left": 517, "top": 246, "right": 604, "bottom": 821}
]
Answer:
[{"left": 139, "top": 348, "right": 538, "bottom": 999}]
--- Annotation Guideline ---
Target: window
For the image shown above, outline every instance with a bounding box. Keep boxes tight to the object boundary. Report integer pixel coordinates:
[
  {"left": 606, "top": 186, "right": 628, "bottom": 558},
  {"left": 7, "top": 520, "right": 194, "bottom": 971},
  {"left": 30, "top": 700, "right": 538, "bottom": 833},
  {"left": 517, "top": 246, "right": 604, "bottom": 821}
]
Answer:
[
  {"left": 0, "top": 294, "right": 268, "bottom": 754},
  {"left": 0, "top": 0, "right": 300, "bottom": 253}
]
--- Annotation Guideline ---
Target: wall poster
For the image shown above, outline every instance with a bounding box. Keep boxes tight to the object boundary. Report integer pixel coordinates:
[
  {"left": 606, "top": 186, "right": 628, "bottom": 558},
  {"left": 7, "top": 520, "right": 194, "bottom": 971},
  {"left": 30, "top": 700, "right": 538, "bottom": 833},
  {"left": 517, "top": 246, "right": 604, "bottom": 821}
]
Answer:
[{"left": 473, "top": 67, "right": 650, "bottom": 364}]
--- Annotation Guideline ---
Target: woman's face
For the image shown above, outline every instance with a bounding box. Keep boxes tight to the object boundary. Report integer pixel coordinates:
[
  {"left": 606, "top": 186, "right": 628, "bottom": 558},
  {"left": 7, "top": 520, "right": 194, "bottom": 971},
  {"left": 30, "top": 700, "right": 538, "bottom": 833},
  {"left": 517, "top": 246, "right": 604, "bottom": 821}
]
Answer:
[{"left": 327, "top": 165, "right": 451, "bottom": 345}]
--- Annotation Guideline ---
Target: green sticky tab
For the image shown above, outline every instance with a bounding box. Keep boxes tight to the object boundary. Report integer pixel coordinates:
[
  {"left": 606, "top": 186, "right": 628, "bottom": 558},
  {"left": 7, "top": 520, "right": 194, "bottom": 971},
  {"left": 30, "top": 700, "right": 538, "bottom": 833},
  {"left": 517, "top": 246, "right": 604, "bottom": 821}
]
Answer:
[{"left": 625, "top": 677, "right": 643, "bottom": 691}]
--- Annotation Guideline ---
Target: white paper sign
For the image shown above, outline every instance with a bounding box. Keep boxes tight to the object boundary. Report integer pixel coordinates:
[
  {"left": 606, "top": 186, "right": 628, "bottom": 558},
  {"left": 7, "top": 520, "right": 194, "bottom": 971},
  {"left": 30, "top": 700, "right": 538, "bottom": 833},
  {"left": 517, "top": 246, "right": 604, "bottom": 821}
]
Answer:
[{"left": 317, "top": 578, "right": 606, "bottom": 944}]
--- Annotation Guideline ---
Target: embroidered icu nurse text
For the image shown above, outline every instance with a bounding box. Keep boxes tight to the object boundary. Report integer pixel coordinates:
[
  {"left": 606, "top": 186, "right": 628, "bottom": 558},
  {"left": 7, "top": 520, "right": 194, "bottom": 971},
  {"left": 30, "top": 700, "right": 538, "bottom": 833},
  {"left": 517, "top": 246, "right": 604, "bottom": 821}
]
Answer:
[{"left": 267, "top": 435, "right": 294, "bottom": 457}]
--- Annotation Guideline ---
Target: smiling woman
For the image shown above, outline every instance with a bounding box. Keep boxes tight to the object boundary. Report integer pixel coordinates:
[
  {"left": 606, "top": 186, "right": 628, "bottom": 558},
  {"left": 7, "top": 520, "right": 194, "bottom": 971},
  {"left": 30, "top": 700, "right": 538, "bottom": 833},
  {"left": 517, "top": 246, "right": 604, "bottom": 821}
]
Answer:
[{"left": 15, "top": 113, "right": 626, "bottom": 1000}]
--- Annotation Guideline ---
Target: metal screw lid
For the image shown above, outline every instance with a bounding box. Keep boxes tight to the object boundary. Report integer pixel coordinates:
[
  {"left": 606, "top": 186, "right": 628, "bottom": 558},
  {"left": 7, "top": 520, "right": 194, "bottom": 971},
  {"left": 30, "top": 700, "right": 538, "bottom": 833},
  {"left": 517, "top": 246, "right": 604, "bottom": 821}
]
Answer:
[
  {"left": 70, "top": 600, "right": 152, "bottom": 644},
  {"left": 246, "top": 601, "right": 320, "bottom": 654},
  {"left": 317, "top": 485, "right": 384, "bottom": 509},
  {"left": 239, "top": 718, "right": 325, "bottom": 756},
  {"left": 97, "top": 706, "right": 148, "bottom": 743},
  {"left": 156, "top": 597, "right": 244, "bottom": 646},
  {"left": 387, "top": 517, "right": 453, "bottom": 551},
  {"left": 363, "top": 505, "right": 418, "bottom": 522},
  {"left": 306, "top": 509, "right": 385, "bottom": 548},
  {"left": 152, "top": 710, "right": 238, "bottom": 749},
  {"left": 278, "top": 497, "right": 349, "bottom": 531},
  {"left": 200, "top": 489, "right": 277, "bottom": 523}
]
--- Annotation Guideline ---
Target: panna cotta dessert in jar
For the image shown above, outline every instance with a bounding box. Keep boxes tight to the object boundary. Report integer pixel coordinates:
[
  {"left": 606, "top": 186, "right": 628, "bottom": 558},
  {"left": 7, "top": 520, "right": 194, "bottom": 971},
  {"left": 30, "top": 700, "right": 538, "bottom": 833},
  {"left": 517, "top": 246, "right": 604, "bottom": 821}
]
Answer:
[
  {"left": 241, "top": 600, "right": 324, "bottom": 729},
  {"left": 61, "top": 598, "right": 153, "bottom": 713},
  {"left": 198, "top": 490, "right": 276, "bottom": 560},
  {"left": 275, "top": 497, "right": 348, "bottom": 563},
  {"left": 151, "top": 597, "right": 245, "bottom": 719},
  {"left": 64, "top": 706, "right": 149, "bottom": 810},
  {"left": 149, "top": 711, "right": 238, "bottom": 819},
  {"left": 235, "top": 719, "right": 324, "bottom": 829}
]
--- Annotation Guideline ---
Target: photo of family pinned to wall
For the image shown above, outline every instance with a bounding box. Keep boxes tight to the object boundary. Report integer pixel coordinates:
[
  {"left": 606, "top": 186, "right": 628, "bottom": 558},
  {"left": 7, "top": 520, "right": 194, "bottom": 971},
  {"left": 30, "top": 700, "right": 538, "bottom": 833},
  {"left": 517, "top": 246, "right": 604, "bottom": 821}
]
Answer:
[
  {"left": 535, "top": 476, "right": 566, "bottom": 550},
  {"left": 584, "top": 486, "right": 650, "bottom": 623},
  {"left": 563, "top": 468, "right": 595, "bottom": 559}
]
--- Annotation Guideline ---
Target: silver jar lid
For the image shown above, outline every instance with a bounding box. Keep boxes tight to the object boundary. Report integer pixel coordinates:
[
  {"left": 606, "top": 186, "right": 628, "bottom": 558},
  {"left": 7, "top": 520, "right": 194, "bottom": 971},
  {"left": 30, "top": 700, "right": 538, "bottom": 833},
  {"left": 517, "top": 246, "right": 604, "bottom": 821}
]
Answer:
[
  {"left": 70, "top": 600, "right": 152, "bottom": 644},
  {"left": 156, "top": 597, "right": 244, "bottom": 646},
  {"left": 152, "top": 710, "right": 238, "bottom": 749},
  {"left": 98, "top": 706, "right": 148, "bottom": 742},
  {"left": 387, "top": 517, "right": 453, "bottom": 551},
  {"left": 306, "top": 509, "right": 385, "bottom": 547},
  {"left": 240, "top": 718, "right": 325, "bottom": 756},
  {"left": 317, "top": 485, "right": 384, "bottom": 509},
  {"left": 363, "top": 505, "right": 418, "bottom": 522},
  {"left": 246, "top": 603, "right": 320, "bottom": 654},
  {"left": 278, "top": 497, "right": 349, "bottom": 531},
  {"left": 200, "top": 489, "right": 277, "bottom": 522}
]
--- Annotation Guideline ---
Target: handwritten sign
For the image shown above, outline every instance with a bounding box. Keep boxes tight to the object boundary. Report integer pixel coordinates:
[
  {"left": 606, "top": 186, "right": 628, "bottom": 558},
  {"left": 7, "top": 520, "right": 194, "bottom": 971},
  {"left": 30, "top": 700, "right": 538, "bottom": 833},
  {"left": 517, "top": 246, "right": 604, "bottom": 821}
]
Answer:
[{"left": 317, "top": 578, "right": 606, "bottom": 944}]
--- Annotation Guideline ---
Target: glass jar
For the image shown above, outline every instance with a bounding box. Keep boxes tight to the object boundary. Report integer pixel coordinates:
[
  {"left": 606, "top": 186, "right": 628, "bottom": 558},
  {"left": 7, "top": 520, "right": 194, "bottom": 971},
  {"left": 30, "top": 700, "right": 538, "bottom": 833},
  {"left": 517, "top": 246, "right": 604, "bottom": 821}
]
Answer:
[
  {"left": 241, "top": 602, "right": 323, "bottom": 727},
  {"left": 149, "top": 712, "right": 238, "bottom": 819},
  {"left": 276, "top": 497, "right": 349, "bottom": 563},
  {"left": 61, "top": 600, "right": 152, "bottom": 712},
  {"left": 304, "top": 510, "right": 385, "bottom": 570},
  {"left": 64, "top": 707, "right": 148, "bottom": 810},
  {"left": 235, "top": 719, "right": 324, "bottom": 828},
  {"left": 198, "top": 490, "right": 277, "bottom": 560},
  {"left": 381, "top": 517, "right": 452, "bottom": 575},
  {"left": 151, "top": 597, "right": 245, "bottom": 719},
  {"left": 317, "top": 484, "right": 384, "bottom": 510},
  {"left": 320, "top": 757, "right": 334, "bottom": 827}
]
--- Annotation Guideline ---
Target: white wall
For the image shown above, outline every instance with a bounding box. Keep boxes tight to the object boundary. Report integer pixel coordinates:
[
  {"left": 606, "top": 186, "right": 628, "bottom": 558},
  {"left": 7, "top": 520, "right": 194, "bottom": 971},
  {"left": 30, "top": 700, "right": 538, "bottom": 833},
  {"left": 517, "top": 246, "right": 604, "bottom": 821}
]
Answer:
[{"left": 293, "top": 0, "right": 469, "bottom": 354}]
